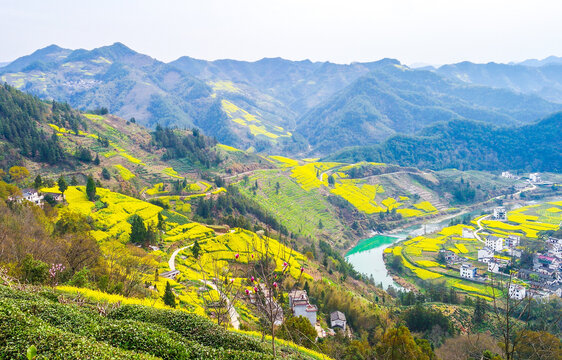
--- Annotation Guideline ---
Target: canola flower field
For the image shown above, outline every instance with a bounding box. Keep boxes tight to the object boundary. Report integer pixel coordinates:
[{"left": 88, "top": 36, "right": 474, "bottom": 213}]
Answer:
[
  {"left": 265, "top": 156, "right": 441, "bottom": 219},
  {"left": 385, "top": 202, "right": 562, "bottom": 300}
]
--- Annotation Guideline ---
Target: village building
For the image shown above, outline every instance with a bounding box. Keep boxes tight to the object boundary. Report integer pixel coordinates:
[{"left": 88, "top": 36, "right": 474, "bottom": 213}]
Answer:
[
  {"left": 462, "top": 228, "right": 475, "bottom": 239},
  {"left": 505, "top": 235, "right": 520, "bottom": 248},
  {"left": 42, "top": 191, "right": 65, "bottom": 203},
  {"left": 478, "top": 247, "right": 494, "bottom": 263},
  {"left": 529, "top": 173, "right": 541, "bottom": 183},
  {"left": 501, "top": 171, "right": 515, "bottom": 179},
  {"left": 288, "top": 290, "right": 317, "bottom": 326},
  {"left": 486, "top": 235, "right": 504, "bottom": 252},
  {"left": 330, "top": 311, "right": 347, "bottom": 331},
  {"left": 493, "top": 207, "right": 507, "bottom": 220},
  {"left": 488, "top": 260, "right": 502, "bottom": 274},
  {"left": 509, "top": 284, "right": 526, "bottom": 300},
  {"left": 460, "top": 263, "right": 477, "bottom": 279}
]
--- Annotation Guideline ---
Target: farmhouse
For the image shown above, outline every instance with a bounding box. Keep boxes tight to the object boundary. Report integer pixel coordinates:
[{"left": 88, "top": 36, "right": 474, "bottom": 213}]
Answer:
[
  {"left": 288, "top": 289, "right": 318, "bottom": 326},
  {"left": 485, "top": 235, "right": 504, "bottom": 252},
  {"left": 478, "top": 247, "right": 494, "bottom": 263},
  {"left": 509, "top": 284, "right": 526, "bottom": 300},
  {"left": 529, "top": 173, "right": 541, "bottom": 183},
  {"left": 460, "top": 263, "right": 477, "bottom": 279},
  {"left": 330, "top": 311, "right": 347, "bottom": 331},
  {"left": 42, "top": 191, "right": 65, "bottom": 203},
  {"left": 9, "top": 188, "right": 44, "bottom": 205},
  {"left": 462, "top": 228, "right": 475, "bottom": 239},
  {"left": 488, "top": 260, "right": 503, "bottom": 274},
  {"left": 501, "top": 171, "right": 515, "bottom": 179},
  {"left": 493, "top": 207, "right": 507, "bottom": 220},
  {"left": 506, "top": 235, "right": 520, "bottom": 248}
]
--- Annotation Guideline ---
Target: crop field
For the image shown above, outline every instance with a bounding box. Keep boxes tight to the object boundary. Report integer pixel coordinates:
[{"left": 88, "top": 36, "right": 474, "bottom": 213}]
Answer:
[
  {"left": 114, "top": 164, "right": 135, "bottom": 180},
  {"left": 220, "top": 100, "right": 292, "bottom": 140},
  {"left": 236, "top": 170, "right": 346, "bottom": 243},
  {"left": 388, "top": 202, "right": 562, "bottom": 300},
  {"left": 481, "top": 202, "right": 562, "bottom": 238}
]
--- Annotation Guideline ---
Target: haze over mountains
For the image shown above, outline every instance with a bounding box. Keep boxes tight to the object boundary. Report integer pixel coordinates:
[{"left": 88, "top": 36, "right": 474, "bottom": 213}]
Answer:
[{"left": 2, "top": 42, "right": 562, "bottom": 155}]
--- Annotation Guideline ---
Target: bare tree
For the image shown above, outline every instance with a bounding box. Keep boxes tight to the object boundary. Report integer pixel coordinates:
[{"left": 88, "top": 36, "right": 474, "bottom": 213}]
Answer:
[
  {"left": 489, "top": 266, "right": 532, "bottom": 360},
  {"left": 196, "top": 256, "right": 242, "bottom": 329}
]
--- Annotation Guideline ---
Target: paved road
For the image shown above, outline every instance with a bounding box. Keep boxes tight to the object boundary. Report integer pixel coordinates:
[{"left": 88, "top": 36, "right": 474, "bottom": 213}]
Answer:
[
  {"left": 474, "top": 215, "right": 491, "bottom": 243},
  {"left": 201, "top": 280, "right": 241, "bottom": 330},
  {"left": 168, "top": 245, "right": 192, "bottom": 272},
  {"left": 167, "top": 244, "right": 240, "bottom": 330}
]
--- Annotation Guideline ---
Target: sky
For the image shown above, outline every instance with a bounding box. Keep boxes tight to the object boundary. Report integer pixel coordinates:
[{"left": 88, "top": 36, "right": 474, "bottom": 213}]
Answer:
[{"left": 2, "top": 0, "right": 562, "bottom": 66}]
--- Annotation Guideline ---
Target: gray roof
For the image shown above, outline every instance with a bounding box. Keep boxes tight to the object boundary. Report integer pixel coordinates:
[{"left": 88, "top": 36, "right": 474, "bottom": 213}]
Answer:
[{"left": 330, "top": 311, "right": 346, "bottom": 322}]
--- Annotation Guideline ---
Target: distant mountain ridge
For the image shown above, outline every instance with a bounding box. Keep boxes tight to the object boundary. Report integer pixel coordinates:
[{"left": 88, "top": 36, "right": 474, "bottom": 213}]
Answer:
[
  {"left": 2, "top": 43, "right": 562, "bottom": 156},
  {"left": 328, "top": 113, "right": 562, "bottom": 172}
]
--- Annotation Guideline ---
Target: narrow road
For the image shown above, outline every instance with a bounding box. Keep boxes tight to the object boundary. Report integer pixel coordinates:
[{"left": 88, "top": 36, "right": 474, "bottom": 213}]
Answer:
[
  {"left": 167, "top": 244, "right": 240, "bottom": 330},
  {"left": 201, "top": 280, "right": 241, "bottom": 330},
  {"left": 168, "top": 245, "right": 192, "bottom": 272},
  {"left": 474, "top": 215, "right": 491, "bottom": 243}
]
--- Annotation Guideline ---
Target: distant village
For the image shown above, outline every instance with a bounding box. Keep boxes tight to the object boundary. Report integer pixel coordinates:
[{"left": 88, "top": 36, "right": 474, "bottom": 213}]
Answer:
[{"left": 441, "top": 172, "right": 561, "bottom": 301}]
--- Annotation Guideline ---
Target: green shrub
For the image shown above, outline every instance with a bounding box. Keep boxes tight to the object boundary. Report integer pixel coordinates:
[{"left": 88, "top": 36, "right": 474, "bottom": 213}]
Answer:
[{"left": 108, "top": 305, "right": 267, "bottom": 353}]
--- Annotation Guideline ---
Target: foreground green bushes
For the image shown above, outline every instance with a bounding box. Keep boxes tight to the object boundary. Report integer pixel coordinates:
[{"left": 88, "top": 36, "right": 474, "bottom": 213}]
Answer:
[{"left": 0, "top": 286, "right": 276, "bottom": 360}]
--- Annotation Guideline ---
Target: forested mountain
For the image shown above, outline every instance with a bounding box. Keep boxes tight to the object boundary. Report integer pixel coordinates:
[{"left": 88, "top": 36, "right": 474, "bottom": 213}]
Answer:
[
  {"left": 0, "top": 83, "right": 67, "bottom": 166},
  {"left": 298, "top": 62, "right": 561, "bottom": 153},
  {"left": 436, "top": 61, "right": 562, "bottom": 103},
  {"left": 3, "top": 43, "right": 562, "bottom": 156},
  {"left": 328, "top": 113, "right": 562, "bottom": 172}
]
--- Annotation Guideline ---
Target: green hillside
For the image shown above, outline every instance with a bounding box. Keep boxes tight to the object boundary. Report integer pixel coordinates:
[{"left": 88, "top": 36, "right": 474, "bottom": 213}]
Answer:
[{"left": 328, "top": 115, "right": 562, "bottom": 172}]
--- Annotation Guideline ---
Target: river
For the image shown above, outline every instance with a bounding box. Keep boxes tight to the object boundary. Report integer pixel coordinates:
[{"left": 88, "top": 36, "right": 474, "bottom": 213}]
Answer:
[{"left": 345, "top": 210, "right": 482, "bottom": 290}]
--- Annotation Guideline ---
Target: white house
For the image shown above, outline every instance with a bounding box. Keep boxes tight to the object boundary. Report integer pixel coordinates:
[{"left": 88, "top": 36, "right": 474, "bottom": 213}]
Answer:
[
  {"left": 460, "top": 263, "right": 477, "bottom": 279},
  {"left": 501, "top": 171, "right": 515, "bottom": 179},
  {"left": 488, "top": 260, "right": 501, "bottom": 274},
  {"left": 9, "top": 188, "right": 44, "bottom": 206},
  {"left": 509, "top": 284, "right": 526, "bottom": 300},
  {"left": 289, "top": 290, "right": 317, "bottom": 326},
  {"left": 330, "top": 311, "right": 347, "bottom": 331},
  {"left": 529, "top": 173, "right": 541, "bottom": 183},
  {"left": 506, "top": 235, "right": 520, "bottom": 248},
  {"left": 493, "top": 207, "right": 507, "bottom": 221},
  {"left": 462, "top": 228, "right": 475, "bottom": 239},
  {"left": 486, "top": 235, "right": 504, "bottom": 252},
  {"left": 478, "top": 247, "right": 494, "bottom": 263}
]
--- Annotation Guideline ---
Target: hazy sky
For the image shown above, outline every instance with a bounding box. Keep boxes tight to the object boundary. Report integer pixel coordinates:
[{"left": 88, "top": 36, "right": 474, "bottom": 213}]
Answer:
[{"left": 2, "top": 0, "right": 562, "bottom": 65}]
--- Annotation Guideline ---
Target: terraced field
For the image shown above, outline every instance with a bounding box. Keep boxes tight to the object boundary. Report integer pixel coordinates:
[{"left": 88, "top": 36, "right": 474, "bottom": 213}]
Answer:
[
  {"left": 387, "top": 202, "right": 562, "bottom": 300},
  {"left": 237, "top": 170, "right": 347, "bottom": 244}
]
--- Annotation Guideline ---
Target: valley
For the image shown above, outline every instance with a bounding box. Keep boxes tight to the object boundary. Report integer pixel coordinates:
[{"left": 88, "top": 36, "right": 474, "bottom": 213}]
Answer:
[{"left": 1, "top": 43, "right": 562, "bottom": 360}]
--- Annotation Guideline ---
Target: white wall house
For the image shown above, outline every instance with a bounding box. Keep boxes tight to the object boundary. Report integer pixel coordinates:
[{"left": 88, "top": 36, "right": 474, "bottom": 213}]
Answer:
[
  {"left": 478, "top": 247, "right": 494, "bottom": 263},
  {"left": 529, "top": 173, "right": 541, "bottom": 183},
  {"left": 460, "top": 263, "right": 477, "bottom": 279},
  {"left": 486, "top": 236, "right": 504, "bottom": 252},
  {"left": 289, "top": 290, "right": 317, "bottom": 326},
  {"left": 506, "top": 235, "right": 520, "bottom": 248},
  {"left": 488, "top": 261, "right": 501, "bottom": 274},
  {"left": 509, "top": 284, "right": 526, "bottom": 300},
  {"left": 493, "top": 207, "right": 507, "bottom": 220},
  {"left": 462, "top": 228, "right": 475, "bottom": 239}
]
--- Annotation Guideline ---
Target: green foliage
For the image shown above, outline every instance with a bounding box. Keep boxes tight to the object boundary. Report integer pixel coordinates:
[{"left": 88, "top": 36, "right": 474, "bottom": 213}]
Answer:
[
  {"left": 101, "top": 167, "right": 111, "bottom": 180},
  {"left": 162, "top": 281, "right": 176, "bottom": 308},
  {"left": 331, "top": 115, "right": 562, "bottom": 172},
  {"left": 86, "top": 175, "right": 96, "bottom": 201},
  {"left": 19, "top": 254, "right": 49, "bottom": 285},
  {"left": 108, "top": 304, "right": 267, "bottom": 353},
  {"left": 152, "top": 125, "right": 220, "bottom": 167},
  {"left": 0, "top": 84, "right": 66, "bottom": 164},
  {"left": 278, "top": 316, "right": 317, "bottom": 349},
  {"left": 191, "top": 240, "right": 201, "bottom": 259},
  {"left": 128, "top": 214, "right": 147, "bottom": 245},
  {"left": 403, "top": 304, "right": 452, "bottom": 335},
  {"left": 57, "top": 176, "right": 68, "bottom": 194}
]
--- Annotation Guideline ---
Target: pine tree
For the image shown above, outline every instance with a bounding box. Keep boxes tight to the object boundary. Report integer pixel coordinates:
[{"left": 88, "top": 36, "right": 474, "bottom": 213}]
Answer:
[
  {"left": 70, "top": 175, "right": 78, "bottom": 186},
  {"left": 163, "top": 281, "right": 176, "bottom": 308},
  {"left": 93, "top": 154, "right": 100, "bottom": 165},
  {"left": 86, "top": 175, "right": 96, "bottom": 201},
  {"left": 57, "top": 176, "right": 68, "bottom": 194},
  {"left": 129, "top": 215, "right": 147, "bottom": 245},
  {"left": 33, "top": 175, "right": 42, "bottom": 189},
  {"left": 191, "top": 240, "right": 201, "bottom": 259},
  {"left": 157, "top": 212, "right": 165, "bottom": 230}
]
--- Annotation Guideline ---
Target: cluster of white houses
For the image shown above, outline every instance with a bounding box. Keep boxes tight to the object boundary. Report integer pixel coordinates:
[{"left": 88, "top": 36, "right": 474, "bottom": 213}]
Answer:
[{"left": 8, "top": 188, "right": 64, "bottom": 206}]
